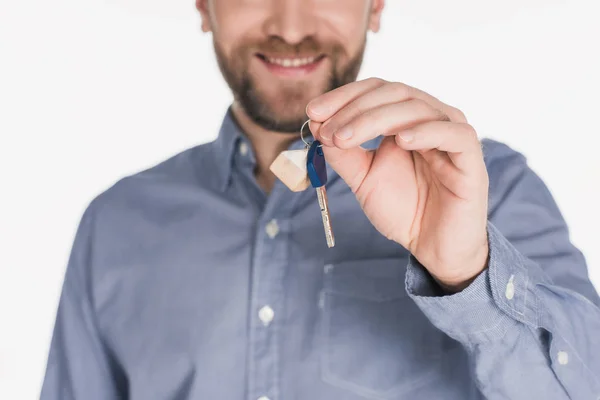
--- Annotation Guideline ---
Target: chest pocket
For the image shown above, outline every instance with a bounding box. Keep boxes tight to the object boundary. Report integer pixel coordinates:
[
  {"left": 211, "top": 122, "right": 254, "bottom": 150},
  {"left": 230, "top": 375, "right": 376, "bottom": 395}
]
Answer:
[{"left": 321, "top": 257, "right": 445, "bottom": 399}]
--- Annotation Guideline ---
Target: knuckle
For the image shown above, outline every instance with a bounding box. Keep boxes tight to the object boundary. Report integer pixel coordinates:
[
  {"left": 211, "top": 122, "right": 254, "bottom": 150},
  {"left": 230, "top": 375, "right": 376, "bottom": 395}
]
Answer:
[
  {"left": 389, "top": 82, "right": 411, "bottom": 98},
  {"left": 436, "top": 108, "right": 451, "bottom": 122},
  {"left": 450, "top": 107, "right": 468, "bottom": 123},
  {"left": 365, "top": 77, "right": 386, "bottom": 86},
  {"left": 461, "top": 123, "right": 478, "bottom": 139},
  {"left": 344, "top": 100, "right": 364, "bottom": 120},
  {"left": 411, "top": 98, "right": 433, "bottom": 115},
  {"left": 353, "top": 108, "right": 375, "bottom": 131}
]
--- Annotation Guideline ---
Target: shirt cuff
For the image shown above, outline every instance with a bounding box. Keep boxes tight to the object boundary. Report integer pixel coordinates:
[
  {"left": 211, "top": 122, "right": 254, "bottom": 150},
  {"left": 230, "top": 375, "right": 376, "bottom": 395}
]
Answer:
[{"left": 405, "top": 222, "right": 543, "bottom": 343}]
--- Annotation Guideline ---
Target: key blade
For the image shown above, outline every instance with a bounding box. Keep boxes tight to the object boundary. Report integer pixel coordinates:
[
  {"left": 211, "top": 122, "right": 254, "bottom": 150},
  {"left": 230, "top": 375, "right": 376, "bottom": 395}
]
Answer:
[{"left": 316, "top": 186, "right": 335, "bottom": 248}]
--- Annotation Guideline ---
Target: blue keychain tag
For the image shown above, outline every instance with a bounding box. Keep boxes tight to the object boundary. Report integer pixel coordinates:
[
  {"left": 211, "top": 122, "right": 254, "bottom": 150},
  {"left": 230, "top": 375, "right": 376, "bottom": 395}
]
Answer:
[{"left": 306, "top": 140, "right": 327, "bottom": 188}]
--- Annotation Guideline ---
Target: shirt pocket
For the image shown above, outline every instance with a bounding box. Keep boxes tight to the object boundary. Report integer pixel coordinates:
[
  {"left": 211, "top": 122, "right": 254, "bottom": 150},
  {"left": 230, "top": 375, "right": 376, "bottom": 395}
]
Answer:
[{"left": 321, "top": 257, "right": 445, "bottom": 400}]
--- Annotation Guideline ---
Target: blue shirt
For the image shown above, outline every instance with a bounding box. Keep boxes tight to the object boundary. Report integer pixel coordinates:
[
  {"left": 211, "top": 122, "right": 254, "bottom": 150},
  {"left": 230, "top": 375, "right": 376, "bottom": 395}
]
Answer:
[{"left": 41, "top": 109, "right": 600, "bottom": 400}]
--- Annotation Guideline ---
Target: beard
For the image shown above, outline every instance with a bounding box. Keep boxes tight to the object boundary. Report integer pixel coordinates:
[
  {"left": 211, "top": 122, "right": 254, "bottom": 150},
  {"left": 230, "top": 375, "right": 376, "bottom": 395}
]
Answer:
[{"left": 213, "top": 35, "right": 366, "bottom": 133}]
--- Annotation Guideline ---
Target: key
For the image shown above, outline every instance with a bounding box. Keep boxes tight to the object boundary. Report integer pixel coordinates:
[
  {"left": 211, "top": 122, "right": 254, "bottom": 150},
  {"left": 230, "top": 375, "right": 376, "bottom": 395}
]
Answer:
[
  {"left": 307, "top": 140, "right": 335, "bottom": 248},
  {"left": 269, "top": 148, "right": 311, "bottom": 192}
]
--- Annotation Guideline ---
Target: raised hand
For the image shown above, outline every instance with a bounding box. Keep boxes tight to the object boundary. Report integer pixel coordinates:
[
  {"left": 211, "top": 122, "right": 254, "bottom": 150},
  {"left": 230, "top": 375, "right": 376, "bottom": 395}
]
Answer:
[{"left": 306, "top": 78, "right": 490, "bottom": 291}]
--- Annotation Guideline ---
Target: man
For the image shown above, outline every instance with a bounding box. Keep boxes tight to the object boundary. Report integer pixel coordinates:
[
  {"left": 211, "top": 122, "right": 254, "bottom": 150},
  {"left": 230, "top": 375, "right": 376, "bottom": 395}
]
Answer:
[{"left": 41, "top": 0, "right": 600, "bottom": 399}]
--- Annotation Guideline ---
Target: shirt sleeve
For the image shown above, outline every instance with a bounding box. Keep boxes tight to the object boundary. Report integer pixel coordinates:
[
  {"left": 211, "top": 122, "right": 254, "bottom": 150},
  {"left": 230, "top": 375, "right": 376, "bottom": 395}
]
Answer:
[
  {"left": 405, "top": 143, "right": 600, "bottom": 399},
  {"left": 40, "top": 202, "right": 123, "bottom": 400}
]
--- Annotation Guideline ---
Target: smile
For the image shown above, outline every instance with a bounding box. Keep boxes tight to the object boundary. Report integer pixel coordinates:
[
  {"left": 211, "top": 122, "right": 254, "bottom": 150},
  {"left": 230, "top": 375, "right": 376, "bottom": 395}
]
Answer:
[
  {"left": 263, "top": 56, "right": 318, "bottom": 67},
  {"left": 256, "top": 53, "right": 326, "bottom": 77}
]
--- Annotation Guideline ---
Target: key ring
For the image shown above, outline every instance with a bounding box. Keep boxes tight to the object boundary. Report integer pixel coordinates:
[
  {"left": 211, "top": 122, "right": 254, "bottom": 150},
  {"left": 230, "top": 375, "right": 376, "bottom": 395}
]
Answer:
[{"left": 300, "top": 119, "right": 323, "bottom": 148}]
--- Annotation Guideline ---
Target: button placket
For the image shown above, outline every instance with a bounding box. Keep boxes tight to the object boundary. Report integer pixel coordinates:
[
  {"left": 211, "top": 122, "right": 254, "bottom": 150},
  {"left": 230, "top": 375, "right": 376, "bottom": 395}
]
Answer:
[{"left": 247, "top": 186, "right": 300, "bottom": 400}]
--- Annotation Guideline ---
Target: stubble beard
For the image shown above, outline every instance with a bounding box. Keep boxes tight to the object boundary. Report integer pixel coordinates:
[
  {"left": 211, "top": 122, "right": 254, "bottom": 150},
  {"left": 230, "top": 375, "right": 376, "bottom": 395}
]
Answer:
[{"left": 213, "top": 37, "right": 366, "bottom": 133}]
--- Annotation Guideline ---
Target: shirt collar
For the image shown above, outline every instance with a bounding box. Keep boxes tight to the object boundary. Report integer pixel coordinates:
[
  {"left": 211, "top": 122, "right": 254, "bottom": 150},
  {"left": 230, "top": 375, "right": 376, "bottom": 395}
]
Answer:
[
  {"left": 212, "top": 107, "right": 244, "bottom": 192},
  {"left": 212, "top": 107, "right": 309, "bottom": 192},
  {"left": 212, "top": 107, "right": 382, "bottom": 192}
]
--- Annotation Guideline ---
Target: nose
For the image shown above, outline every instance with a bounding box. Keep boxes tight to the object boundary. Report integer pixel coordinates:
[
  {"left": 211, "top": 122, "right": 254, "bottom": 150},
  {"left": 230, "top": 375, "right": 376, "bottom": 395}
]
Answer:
[{"left": 264, "top": 0, "right": 317, "bottom": 45}]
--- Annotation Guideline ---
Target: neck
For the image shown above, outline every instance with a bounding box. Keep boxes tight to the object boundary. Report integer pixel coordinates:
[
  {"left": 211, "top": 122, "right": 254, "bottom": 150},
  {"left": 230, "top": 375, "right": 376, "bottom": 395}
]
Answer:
[{"left": 231, "top": 102, "right": 301, "bottom": 193}]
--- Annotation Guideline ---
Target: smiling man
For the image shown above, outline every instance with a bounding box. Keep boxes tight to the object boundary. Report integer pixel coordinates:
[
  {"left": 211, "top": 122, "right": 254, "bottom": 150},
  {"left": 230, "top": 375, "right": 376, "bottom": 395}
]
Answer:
[{"left": 40, "top": 1, "right": 600, "bottom": 399}]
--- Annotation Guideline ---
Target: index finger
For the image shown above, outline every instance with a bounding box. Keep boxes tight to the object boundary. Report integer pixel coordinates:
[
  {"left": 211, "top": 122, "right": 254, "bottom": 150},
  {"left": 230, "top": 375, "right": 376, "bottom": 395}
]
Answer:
[
  {"left": 306, "top": 78, "right": 386, "bottom": 122},
  {"left": 307, "top": 78, "right": 468, "bottom": 125}
]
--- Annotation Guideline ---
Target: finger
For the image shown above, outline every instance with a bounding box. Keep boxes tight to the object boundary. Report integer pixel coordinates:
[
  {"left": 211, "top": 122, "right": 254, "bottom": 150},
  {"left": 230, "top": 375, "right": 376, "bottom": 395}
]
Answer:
[
  {"left": 327, "top": 99, "right": 449, "bottom": 149},
  {"left": 308, "top": 119, "right": 371, "bottom": 192},
  {"left": 306, "top": 77, "right": 387, "bottom": 122},
  {"left": 418, "top": 150, "right": 467, "bottom": 198},
  {"left": 309, "top": 119, "right": 377, "bottom": 193},
  {"left": 313, "top": 84, "right": 466, "bottom": 147},
  {"left": 419, "top": 149, "right": 455, "bottom": 174},
  {"left": 394, "top": 121, "right": 484, "bottom": 173},
  {"left": 320, "top": 144, "right": 374, "bottom": 194},
  {"left": 309, "top": 80, "right": 467, "bottom": 134},
  {"left": 308, "top": 120, "right": 323, "bottom": 142}
]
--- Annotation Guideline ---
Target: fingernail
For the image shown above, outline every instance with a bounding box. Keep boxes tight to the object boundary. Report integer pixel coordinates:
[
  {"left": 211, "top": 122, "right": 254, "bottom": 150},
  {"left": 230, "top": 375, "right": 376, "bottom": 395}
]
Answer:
[
  {"left": 335, "top": 127, "right": 353, "bottom": 140},
  {"left": 398, "top": 132, "right": 415, "bottom": 143},
  {"left": 307, "top": 104, "right": 326, "bottom": 117},
  {"left": 319, "top": 124, "right": 332, "bottom": 140}
]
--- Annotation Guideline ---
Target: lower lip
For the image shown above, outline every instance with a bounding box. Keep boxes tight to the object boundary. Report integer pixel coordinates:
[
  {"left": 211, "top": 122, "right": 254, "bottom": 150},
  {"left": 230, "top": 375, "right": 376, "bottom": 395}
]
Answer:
[{"left": 257, "top": 56, "right": 325, "bottom": 78}]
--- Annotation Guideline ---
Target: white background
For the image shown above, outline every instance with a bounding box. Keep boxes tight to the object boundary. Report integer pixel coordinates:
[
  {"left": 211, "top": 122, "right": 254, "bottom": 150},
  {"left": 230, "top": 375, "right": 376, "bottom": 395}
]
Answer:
[{"left": 1, "top": 0, "right": 599, "bottom": 398}]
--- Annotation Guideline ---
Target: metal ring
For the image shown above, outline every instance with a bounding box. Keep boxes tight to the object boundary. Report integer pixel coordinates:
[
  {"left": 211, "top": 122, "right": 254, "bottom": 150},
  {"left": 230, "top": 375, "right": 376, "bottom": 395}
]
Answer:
[{"left": 300, "top": 119, "right": 322, "bottom": 147}]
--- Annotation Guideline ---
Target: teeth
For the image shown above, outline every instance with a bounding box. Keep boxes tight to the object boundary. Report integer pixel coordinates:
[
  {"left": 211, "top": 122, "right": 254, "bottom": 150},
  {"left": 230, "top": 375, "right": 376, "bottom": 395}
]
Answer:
[{"left": 266, "top": 56, "right": 318, "bottom": 67}]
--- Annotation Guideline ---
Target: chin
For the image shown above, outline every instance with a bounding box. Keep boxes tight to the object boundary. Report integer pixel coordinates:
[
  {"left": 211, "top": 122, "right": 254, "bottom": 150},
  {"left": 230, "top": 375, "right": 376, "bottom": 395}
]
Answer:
[
  {"left": 261, "top": 94, "right": 311, "bottom": 118},
  {"left": 272, "top": 103, "right": 307, "bottom": 119},
  {"left": 250, "top": 106, "right": 308, "bottom": 133},
  {"left": 239, "top": 77, "right": 331, "bottom": 132}
]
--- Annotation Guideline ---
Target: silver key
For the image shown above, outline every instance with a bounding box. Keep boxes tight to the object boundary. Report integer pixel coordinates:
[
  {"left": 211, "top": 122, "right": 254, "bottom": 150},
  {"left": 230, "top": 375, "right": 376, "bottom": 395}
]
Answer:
[{"left": 315, "top": 186, "right": 335, "bottom": 247}]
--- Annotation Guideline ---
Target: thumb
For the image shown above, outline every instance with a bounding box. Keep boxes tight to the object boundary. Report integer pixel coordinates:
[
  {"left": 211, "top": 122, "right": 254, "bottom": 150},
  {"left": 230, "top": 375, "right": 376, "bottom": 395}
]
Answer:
[{"left": 309, "top": 120, "right": 373, "bottom": 193}]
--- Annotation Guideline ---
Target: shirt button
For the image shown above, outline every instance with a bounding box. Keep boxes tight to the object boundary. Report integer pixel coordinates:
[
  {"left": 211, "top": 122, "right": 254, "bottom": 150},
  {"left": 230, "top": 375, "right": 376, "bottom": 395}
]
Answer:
[
  {"left": 557, "top": 351, "right": 569, "bottom": 365},
  {"left": 505, "top": 275, "right": 515, "bottom": 300},
  {"left": 258, "top": 305, "right": 275, "bottom": 326},
  {"left": 265, "top": 219, "right": 279, "bottom": 239},
  {"left": 239, "top": 141, "right": 249, "bottom": 156}
]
